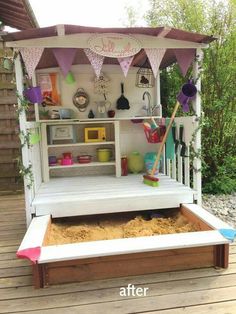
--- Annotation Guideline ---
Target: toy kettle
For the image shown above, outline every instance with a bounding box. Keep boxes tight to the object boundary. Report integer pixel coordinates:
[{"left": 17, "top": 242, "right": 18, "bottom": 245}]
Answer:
[{"left": 96, "top": 100, "right": 111, "bottom": 118}]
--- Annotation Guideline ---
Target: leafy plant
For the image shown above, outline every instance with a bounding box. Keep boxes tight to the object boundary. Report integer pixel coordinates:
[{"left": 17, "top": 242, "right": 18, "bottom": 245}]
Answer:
[{"left": 126, "top": 0, "right": 236, "bottom": 193}]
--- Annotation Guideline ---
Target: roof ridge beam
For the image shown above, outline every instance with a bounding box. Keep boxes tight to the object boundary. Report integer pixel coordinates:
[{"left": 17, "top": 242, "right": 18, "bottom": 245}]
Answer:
[{"left": 5, "top": 33, "right": 209, "bottom": 49}]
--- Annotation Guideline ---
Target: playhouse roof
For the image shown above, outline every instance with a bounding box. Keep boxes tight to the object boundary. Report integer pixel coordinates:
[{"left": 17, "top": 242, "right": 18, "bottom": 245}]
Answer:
[
  {"left": 0, "top": 0, "right": 38, "bottom": 30},
  {"left": 3, "top": 24, "right": 215, "bottom": 69}
]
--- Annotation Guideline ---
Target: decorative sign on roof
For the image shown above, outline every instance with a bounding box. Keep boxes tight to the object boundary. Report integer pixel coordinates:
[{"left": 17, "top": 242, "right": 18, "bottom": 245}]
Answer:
[{"left": 88, "top": 33, "right": 141, "bottom": 58}]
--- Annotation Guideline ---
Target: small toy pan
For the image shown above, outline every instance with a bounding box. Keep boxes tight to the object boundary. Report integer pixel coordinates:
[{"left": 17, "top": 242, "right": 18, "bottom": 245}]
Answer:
[{"left": 116, "top": 83, "right": 130, "bottom": 110}]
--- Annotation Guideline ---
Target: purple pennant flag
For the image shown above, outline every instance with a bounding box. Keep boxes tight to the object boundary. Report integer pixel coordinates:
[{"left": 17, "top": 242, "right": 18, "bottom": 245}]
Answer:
[
  {"left": 118, "top": 56, "right": 134, "bottom": 77},
  {"left": 174, "top": 49, "right": 196, "bottom": 77},
  {"left": 52, "top": 48, "right": 77, "bottom": 77}
]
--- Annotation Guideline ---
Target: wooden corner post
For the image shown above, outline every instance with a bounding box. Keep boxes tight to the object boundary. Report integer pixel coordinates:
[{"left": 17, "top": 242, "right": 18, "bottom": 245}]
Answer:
[
  {"left": 192, "top": 48, "right": 203, "bottom": 205},
  {"left": 14, "top": 54, "right": 34, "bottom": 226}
]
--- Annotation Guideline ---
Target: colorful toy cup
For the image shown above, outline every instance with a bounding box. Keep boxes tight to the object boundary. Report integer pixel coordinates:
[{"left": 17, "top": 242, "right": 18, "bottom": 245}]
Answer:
[
  {"left": 24, "top": 86, "right": 43, "bottom": 104},
  {"left": 107, "top": 110, "right": 115, "bottom": 118},
  {"left": 48, "top": 155, "right": 57, "bottom": 166},
  {"left": 97, "top": 148, "right": 112, "bottom": 162}
]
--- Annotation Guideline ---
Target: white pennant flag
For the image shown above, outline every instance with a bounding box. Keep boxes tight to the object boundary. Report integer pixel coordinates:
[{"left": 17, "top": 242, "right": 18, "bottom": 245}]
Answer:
[
  {"left": 145, "top": 48, "right": 166, "bottom": 78},
  {"left": 19, "top": 47, "right": 44, "bottom": 79},
  {"left": 84, "top": 48, "right": 104, "bottom": 78},
  {"left": 118, "top": 56, "right": 134, "bottom": 77}
]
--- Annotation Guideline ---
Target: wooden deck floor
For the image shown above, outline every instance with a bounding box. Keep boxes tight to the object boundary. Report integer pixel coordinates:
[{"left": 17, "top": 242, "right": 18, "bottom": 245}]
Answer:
[{"left": 0, "top": 195, "right": 236, "bottom": 314}]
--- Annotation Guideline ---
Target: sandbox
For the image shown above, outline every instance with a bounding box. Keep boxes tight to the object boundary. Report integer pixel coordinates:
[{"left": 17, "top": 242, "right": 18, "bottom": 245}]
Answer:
[
  {"left": 45, "top": 210, "right": 200, "bottom": 245},
  {"left": 17, "top": 204, "right": 231, "bottom": 288}
]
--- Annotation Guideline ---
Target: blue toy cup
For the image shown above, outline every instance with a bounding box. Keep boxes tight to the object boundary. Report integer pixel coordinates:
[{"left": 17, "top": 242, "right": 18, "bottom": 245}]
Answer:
[{"left": 144, "top": 152, "right": 162, "bottom": 175}]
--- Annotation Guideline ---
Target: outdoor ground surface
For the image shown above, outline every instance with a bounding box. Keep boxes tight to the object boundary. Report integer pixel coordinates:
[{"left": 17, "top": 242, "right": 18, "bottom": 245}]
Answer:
[{"left": 0, "top": 194, "right": 236, "bottom": 314}]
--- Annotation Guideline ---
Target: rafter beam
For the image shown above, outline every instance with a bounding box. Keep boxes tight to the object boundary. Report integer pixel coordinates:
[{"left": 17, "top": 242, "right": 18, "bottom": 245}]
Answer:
[{"left": 5, "top": 33, "right": 208, "bottom": 49}]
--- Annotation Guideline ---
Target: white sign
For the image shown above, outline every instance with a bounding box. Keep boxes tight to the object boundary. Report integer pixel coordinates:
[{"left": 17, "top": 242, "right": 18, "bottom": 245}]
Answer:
[{"left": 88, "top": 33, "right": 141, "bottom": 58}]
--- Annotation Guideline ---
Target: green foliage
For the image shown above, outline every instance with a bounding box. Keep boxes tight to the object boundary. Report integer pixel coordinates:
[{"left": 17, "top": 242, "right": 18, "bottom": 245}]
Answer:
[
  {"left": 203, "top": 155, "right": 236, "bottom": 194},
  {"left": 143, "top": 0, "right": 236, "bottom": 194}
]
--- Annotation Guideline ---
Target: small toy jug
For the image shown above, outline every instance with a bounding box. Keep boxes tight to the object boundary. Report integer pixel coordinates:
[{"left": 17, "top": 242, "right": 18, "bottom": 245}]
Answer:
[{"left": 96, "top": 101, "right": 111, "bottom": 118}]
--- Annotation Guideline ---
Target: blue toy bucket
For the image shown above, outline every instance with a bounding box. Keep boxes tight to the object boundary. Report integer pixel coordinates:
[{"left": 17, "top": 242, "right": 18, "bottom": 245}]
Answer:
[{"left": 144, "top": 152, "right": 162, "bottom": 175}]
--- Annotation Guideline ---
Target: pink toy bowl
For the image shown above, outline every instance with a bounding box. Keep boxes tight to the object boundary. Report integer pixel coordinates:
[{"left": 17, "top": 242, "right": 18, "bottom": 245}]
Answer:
[
  {"left": 77, "top": 155, "right": 92, "bottom": 164},
  {"left": 61, "top": 158, "right": 73, "bottom": 166}
]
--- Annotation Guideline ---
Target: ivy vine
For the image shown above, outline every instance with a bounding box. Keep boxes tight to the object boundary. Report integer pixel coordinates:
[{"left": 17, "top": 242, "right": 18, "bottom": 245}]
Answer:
[
  {"left": 17, "top": 158, "right": 34, "bottom": 189},
  {"left": 16, "top": 92, "right": 34, "bottom": 189},
  {"left": 189, "top": 112, "right": 205, "bottom": 173}
]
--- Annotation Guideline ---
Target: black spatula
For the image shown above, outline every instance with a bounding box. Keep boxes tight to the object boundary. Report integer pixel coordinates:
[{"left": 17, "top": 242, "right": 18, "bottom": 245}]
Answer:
[{"left": 116, "top": 83, "right": 130, "bottom": 110}]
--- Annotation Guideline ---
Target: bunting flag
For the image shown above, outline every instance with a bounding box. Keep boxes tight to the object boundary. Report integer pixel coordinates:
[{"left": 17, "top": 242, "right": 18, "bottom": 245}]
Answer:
[
  {"left": 52, "top": 48, "right": 77, "bottom": 77},
  {"left": 174, "top": 49, "right": 196, "bottom": 76},
  {"left": 84, "top": 48, "right": 104, "bottom": 78},
  {"left": 19, "top": 47, "right": 44, "bottom": 79},
  {"left": 145, "top": 48, "right": 166, "bottom": 78},
  {"left": 118, "top": 56, "right": 134, "bottom": 77}
]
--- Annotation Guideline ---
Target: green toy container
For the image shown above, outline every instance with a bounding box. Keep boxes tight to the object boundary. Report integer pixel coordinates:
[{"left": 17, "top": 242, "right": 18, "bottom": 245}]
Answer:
[{"left": 128, "top": 151, "right": 144, "bottom": 173}]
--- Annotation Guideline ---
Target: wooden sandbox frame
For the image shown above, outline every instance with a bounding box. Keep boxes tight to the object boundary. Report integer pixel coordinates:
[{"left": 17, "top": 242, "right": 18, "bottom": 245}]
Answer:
[{"left": 17, "top": 204, "right": 231, "bottom": 288}]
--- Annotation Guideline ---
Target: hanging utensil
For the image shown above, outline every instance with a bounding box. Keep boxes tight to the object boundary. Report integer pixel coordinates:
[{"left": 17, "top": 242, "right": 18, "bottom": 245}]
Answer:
[{"left": 116, "top": 83, "right": 130, "bottom": 110}]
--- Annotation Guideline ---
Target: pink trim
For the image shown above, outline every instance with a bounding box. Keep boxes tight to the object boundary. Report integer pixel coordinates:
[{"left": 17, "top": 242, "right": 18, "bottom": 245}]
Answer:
[{"left": 16, "top": 247, "right": 41, "bottom": 264}]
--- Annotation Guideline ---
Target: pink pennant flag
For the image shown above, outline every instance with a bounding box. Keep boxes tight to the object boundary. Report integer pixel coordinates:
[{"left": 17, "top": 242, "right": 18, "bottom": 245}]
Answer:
[
  {"left": 84, "top": 48, "right": 104, "bottom": 78},
  {"left": 174, "top": 49, "right": 196, "bottom": 76},
  {"left": 118, "top": 56, "right": 134, "bottom": 77},
  {"left": 145, "top": 48, "right": 166, "bottom": 78},
  {"left": 52, "top": 48, "right": 77, "bottom": 77},
  {"left": 19, "top": 47, "right": 44, "bottom": 79}
]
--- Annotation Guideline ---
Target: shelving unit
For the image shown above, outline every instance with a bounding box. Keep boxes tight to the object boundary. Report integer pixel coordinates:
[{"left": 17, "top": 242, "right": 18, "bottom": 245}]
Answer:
[{"left": 41, "top": 120, "right": 121, "bottom": 182}]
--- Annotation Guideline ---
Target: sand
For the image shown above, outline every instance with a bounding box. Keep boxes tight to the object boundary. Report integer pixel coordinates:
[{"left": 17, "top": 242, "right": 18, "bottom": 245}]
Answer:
[{"left": 45, "top": 214, "right": 200, "bottom": 246}]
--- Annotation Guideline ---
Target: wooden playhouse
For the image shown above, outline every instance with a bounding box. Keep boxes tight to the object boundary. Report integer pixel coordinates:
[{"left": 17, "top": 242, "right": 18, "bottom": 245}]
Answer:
[{"left": 3, "top": 25, "right": 233, "bottom": 288}]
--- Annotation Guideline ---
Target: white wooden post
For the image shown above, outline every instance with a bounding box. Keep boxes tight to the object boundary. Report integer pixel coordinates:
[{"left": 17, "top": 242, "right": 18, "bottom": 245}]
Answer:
[
  {"left": 14, "top": 54, "right": 34, "bottom": 226},
  {"left": 184, "top": 146, "right": 190, "bottom": 187},
  {"left": 192, "top": 48, "right": 203, "bottom": 205},
  {"left": 41, "top": 123, "right": 50, "bottom": 182},
  {"left": 31, "top": 73, "right": 40, "bottom": 121},
  {"left": 156, "top": 70, "right": 166, "bottom": 173},
  {"left": 114, "top": 121, "right": 121, "bottom": 177}
]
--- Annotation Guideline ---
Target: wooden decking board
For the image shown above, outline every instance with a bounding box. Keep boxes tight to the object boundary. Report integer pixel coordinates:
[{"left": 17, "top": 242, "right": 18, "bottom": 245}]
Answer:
[
  {"left": 1, "top": 271, "right": 236, "bottom": 303},
  {"left": 0, "top": 266, "right": 32, "bottom": 278},
  {"left": 0, "top": 275, "right": 32, "bottom": 289},
  {"left": 0, "top": 245, "right": 18, "bottom": 254},
  {"left": 0, "top": 195, "right": 236, "bottom": 314},
  {"left": 139, "top": 301, "right": 236, "bottom": 313},
  {"left": 3, "top": 286, "right": 236, "bottom": 314}
]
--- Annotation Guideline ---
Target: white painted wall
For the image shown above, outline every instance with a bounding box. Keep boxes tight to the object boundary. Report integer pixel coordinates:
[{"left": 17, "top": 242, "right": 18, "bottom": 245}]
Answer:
[{"left": 36, "top": 64, "right": 157, "bottom": 119}]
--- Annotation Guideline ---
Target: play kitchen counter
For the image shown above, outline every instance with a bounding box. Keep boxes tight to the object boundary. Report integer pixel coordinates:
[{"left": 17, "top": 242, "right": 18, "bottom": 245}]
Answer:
[{"left": 17, "top": 203, "right": 231, "bottom": 288}]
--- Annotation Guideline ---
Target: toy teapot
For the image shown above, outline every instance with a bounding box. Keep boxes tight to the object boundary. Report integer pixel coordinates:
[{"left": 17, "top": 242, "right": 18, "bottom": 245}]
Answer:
[{"left": 96, "top": 100, "right": 111, "bottom": 118}]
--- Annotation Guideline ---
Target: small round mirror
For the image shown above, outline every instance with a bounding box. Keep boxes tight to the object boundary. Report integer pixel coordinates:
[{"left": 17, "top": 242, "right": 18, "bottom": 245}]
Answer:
[{"left": 73, "top": 88, "right": 89, "bottom": 112}]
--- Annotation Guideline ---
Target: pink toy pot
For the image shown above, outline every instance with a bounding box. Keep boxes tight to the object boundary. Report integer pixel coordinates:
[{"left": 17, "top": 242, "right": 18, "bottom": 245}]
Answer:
[
  {"left": 63, "top": 152, "right": 72, "bottom": 159},
  {"left": 61, "top": 158, "right": 73, "bottom": 166}
]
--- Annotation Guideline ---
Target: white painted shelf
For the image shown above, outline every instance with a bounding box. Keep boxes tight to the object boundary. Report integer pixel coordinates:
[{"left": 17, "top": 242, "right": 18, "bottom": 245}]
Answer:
[
  {"left": 48, "top": 141, "right": 115, "bottom": 148},
  {"left": 49, "top": 161, "right": 116, "bottom": 170},
  {"left": 38, "top": 116, "right": 161, "bottom": 123}
]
